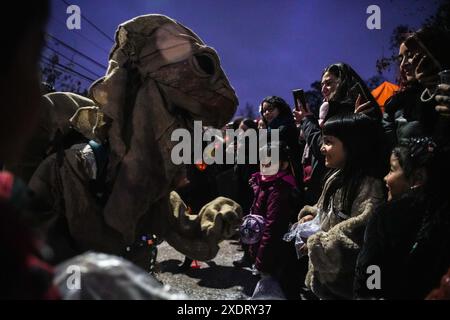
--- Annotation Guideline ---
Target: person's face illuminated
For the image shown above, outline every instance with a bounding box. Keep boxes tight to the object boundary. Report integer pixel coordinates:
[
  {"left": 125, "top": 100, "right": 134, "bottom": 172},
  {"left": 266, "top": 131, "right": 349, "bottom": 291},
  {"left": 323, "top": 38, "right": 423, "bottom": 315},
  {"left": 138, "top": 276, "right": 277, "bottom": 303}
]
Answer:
[
  {"left": 398, "top": 42, "right": 417, "bottom": 82},
  {"left": 261, "top": 102, "right": 280, "bottom": 124},
  {"left": 384, "top": 153, "right": 411, "bottom": 201},
  {"left": 321, "top": 71, "right": 339, "bottom": 102},
  {"left": 320, "top": 135, "right": 346, "bottom": 168}
]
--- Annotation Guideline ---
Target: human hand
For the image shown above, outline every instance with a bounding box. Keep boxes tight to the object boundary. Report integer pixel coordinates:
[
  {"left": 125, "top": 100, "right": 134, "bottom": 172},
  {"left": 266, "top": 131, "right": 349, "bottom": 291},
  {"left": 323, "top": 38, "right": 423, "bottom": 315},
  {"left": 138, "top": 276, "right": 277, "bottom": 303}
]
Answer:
[
  {"left": 298, "top": 205, "right": 317, "bottom": 220},
  {"left": 413, "top": 53, "right": 440, "bottom": 89},
  {"left": 354, "top": 95, "right": 375, "bottom": 114},
  {"left": 293, "top": 110, "right": 303, "bottom": 125},
  {"left": 292, "top": 103, "right": 312, "bottom": 124},
  {"left": 435, "top": 84, "right": 450, "bottom": 117},
  {"left": 299, "top": 243, "right": 308, "bottom": 256},
  {"left": 298, "top": 214, "right": 314, "bottom": 224}
]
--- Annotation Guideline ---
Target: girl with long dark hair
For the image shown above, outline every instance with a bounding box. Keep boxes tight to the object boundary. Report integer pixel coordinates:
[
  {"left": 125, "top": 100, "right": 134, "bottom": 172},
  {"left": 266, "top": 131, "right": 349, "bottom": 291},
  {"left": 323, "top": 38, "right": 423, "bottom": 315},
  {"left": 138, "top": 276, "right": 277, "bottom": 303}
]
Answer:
[
  {"left": 297, "top": 113, "right": 387, "bottom": 299},
  {"left": 355, "top": 137, "right": 450, "bottom": 299},
  {"left": 295, "top": 63, "right": 382, "bottom": 205}
]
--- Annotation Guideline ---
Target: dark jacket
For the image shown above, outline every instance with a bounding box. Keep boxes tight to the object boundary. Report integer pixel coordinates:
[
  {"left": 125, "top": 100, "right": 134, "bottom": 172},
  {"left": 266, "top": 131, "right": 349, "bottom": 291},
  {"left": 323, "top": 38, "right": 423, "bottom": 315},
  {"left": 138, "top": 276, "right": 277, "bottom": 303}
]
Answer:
[
  {"left": 300, "top": 115, "right": 327, "bottom": 204},
  {"left": 354, "top": 190, "right": 450, "bottom": 300},
  {"left": 382, "top": 83, "right": 440, "bottom": 150}
]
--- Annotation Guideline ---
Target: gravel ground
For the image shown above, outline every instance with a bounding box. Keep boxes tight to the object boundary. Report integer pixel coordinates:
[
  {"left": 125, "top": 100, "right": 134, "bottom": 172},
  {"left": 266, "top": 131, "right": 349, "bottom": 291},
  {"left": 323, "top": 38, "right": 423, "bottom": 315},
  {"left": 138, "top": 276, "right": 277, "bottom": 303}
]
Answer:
[{"left": 154, "top": 239, "right": 259, "bottom": 300}]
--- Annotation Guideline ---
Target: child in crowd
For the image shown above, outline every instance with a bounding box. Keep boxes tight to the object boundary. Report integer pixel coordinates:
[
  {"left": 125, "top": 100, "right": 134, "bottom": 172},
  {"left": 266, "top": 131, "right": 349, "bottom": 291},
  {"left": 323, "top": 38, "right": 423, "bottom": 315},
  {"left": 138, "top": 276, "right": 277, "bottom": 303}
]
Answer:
[
  {"left": 260, "top": 96, "right": 304, "bottom": 188},
  {"left": 245, "top": 142, "right": 303, "bottom": 299},
  {"left": 355, "top": 137, "right": 450, "bottom": 299},
  {"left": 297, "top": 113, "right": 387, "bottom": 299}
]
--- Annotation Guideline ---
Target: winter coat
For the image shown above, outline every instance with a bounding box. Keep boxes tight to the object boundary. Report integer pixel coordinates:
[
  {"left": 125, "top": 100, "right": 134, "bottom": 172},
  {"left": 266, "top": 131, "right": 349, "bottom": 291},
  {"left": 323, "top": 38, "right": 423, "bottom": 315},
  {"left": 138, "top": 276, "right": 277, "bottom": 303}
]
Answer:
[
  {"left": 249, "top": 170, "right": 304, "bottom": 299},
  {"left": 382, "top": 83, "right": 440, "bottom": 150},
  {"left": 299, "top": 170, "right": 385, "bottom": 299},
  {"left": 354, "top": 190, "right": 450, "bottom": 300},
  {"left": 249, "top": 171, "right": 298, "bottom": 275}
]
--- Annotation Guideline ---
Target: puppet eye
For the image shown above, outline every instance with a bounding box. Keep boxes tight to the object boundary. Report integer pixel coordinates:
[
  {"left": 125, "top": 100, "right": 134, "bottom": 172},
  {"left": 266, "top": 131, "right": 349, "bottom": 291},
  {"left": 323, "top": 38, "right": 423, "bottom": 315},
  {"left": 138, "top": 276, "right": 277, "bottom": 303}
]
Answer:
[{"left": 193, "top": 53, "right": 216, "bottom": 76}]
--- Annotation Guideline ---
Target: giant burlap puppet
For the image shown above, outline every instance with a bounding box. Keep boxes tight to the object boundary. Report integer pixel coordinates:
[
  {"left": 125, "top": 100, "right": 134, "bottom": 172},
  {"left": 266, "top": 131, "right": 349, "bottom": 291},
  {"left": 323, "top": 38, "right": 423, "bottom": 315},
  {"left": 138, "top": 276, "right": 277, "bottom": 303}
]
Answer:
[
  {"left": 3, "top": 92, "right": 93, "bottom": 183},
  {"left": 29, "top": 14, "right": 242, "bottom": 269}
]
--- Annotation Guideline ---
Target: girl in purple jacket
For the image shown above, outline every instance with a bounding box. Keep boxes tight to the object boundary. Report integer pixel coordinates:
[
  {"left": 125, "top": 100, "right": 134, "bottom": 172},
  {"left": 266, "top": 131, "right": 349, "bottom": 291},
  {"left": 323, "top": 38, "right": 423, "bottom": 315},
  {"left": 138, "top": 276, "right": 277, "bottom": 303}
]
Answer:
[{"left": 248, "top": 142, "right": 304, "bottom": 299}]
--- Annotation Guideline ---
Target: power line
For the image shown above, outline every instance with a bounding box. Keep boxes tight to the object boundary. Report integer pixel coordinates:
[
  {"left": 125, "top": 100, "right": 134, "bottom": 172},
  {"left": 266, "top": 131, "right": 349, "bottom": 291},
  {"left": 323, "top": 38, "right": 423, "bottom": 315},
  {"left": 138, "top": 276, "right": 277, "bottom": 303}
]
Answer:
[
  {"left": 46, "top": 33, "right": 108, "bottom": 70},
  {"left": 50, "top": 14, "right": 110, "bottom": 55},
  {"left": 60, "top": 0, "right": 115, "bottom": 43},
  {"left": 41, "top": 60, "right": 88, "bottom": 85},
  {"left": 41, "top": 58, "right": 95, "bottom": 83},
  {"left": 44, "top": 44, "right": 102, "bottom": 78},
  {"left": 41, "top": 60, "right": 71, "bottom": 80},
  {"left": 41, "top": 60, "right": 93, "bottom": 86},
  {"left": 41, "top": 61, "right": 90, "bottom": 94},
  {"left": 41, "top": 55, "right": 96, "bottom": 82}
]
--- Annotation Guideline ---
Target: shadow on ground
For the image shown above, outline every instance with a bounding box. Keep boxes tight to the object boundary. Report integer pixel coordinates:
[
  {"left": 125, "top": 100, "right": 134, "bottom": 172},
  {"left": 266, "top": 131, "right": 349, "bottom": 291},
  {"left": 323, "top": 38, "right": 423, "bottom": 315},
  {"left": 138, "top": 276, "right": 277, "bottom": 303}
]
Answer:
[{"left": 159, "top": 259, "right": 258, "bottom": 296}]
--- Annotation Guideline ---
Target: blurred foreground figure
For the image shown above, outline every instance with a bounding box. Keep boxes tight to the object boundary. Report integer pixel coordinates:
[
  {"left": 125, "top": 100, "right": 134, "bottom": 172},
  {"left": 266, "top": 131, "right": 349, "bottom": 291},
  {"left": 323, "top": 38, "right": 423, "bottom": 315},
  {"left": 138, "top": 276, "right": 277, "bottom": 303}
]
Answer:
[
  {"left": 426, "top": 268, "right": 450, "bottom": 300},
  {"left": 0, "top": 0, "right": 60, "bottom": 299},
  {"left": 29, "top": 15, "right": 242, "bottom": 270},
  {"left": 54, "top": 252, "right": 186, "bottom": 300}
]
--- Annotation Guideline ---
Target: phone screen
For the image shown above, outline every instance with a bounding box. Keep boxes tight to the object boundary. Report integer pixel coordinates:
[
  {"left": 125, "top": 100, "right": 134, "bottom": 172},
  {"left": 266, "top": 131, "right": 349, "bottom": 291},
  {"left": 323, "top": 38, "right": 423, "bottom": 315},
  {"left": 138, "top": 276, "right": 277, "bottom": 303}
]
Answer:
[
  {"left": 293, "top": 89, "right": 306, "bottom": 111},
  {"left": 350, "top": 83, "right": 368, "bottom": 102}
]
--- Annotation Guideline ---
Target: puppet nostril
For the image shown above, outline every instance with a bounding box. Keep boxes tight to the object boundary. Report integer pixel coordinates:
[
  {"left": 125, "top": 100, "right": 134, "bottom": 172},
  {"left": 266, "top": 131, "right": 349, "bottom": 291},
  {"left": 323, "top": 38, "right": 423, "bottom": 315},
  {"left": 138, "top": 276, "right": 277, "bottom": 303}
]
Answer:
[{"left": 194, "top": 54, "right": 215, "bottom": 76}]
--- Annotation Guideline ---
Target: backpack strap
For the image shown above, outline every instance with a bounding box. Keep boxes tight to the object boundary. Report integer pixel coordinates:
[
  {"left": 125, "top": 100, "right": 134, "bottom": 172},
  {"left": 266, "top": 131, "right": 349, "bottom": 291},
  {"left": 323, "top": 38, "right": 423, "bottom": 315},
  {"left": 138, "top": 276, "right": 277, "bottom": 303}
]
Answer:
[{"left": 87, "top": 140, "right": 110, "bottom": 204}]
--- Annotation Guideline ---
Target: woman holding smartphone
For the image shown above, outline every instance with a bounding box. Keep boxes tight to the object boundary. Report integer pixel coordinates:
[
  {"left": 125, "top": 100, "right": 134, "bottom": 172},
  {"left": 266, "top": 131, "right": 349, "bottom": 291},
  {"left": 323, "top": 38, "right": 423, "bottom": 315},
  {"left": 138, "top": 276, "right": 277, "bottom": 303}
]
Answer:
[
  {"left": 294, "top": 63, "right": 384, "bottom": 205},
  {"left": 382, "top": 27, "right": 450, "bottom": 150}
]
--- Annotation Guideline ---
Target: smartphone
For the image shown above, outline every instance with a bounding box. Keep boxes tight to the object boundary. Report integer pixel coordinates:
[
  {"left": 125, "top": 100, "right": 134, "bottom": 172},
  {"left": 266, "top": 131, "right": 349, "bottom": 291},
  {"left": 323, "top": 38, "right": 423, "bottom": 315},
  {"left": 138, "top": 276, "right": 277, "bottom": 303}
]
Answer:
[
  {"left": 292, "top": 89, "right": 306, "bottom": 111},
  {"left": 405, "top": 36, "right": 441, "bottom": 73},
  {"left": 350, "top": 83, "right": 368, "bottom": 102}
]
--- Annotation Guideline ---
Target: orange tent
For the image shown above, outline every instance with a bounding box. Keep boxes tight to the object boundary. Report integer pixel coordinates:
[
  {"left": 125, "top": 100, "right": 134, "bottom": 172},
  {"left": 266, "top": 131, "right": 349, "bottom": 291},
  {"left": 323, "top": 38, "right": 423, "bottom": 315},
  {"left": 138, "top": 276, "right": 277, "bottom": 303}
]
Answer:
[{"left": 371, "top": 81, "right": 400, "bottom": 113}]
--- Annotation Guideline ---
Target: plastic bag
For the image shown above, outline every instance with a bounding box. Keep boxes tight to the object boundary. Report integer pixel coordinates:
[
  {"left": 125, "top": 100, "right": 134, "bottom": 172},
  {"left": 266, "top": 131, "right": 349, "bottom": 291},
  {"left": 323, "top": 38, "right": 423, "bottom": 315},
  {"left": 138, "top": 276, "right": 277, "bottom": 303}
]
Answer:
[
  {"left": 54, "top": 252, "right": 187, "bottom": 300},
  {"left": 250, "top": 275, "right": 286, "bottom": 300},
  {"left": 283, "top": 214, "right": 321, "bottom": 258}
]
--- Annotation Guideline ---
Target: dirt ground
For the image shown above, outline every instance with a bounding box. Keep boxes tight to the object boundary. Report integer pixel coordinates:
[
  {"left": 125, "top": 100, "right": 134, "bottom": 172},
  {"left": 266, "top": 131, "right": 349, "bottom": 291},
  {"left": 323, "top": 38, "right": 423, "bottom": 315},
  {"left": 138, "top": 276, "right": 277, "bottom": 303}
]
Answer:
[{"left": 155, "top": 239, "right": 259, "bottom": 300}]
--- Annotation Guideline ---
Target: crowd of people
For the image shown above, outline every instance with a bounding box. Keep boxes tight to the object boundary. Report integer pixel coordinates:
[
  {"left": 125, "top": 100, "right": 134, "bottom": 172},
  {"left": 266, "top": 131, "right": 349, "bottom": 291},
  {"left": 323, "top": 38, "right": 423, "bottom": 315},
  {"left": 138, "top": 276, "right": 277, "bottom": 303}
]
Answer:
[
  {"left": 226, "top": 26, "right": 450, "bottom": 300},
  {"left": 1, "top": 0, "right": 450, "bottom": 300}
]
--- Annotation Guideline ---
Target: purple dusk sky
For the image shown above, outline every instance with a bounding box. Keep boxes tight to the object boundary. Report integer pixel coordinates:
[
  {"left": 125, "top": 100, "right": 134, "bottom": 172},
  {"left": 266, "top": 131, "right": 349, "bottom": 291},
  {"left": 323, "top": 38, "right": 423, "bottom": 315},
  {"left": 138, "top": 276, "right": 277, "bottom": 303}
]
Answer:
[{"left": 45, "top": 0, "right": 439, "bottom": 115}]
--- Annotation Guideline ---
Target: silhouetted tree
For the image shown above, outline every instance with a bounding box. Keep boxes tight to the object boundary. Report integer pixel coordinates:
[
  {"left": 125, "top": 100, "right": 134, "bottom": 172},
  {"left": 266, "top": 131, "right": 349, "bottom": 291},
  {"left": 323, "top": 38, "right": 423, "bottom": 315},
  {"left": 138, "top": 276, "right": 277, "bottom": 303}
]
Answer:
[
  {"left": 366, "top": 75, "right": 387, "bottom": 90},
  {"left": 40, "top": 52, "right": 89, "bottom": 96},
  {"left": 305, "top": 80, "right": 323, "bottom": 116},
  {"left": 238, "top": 102, "right": 257, "bottom": 119}
]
